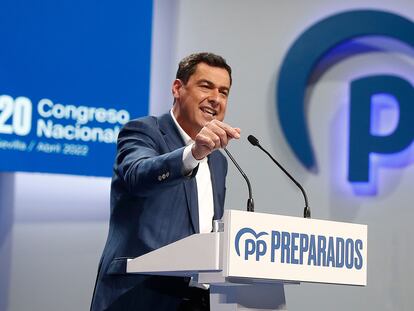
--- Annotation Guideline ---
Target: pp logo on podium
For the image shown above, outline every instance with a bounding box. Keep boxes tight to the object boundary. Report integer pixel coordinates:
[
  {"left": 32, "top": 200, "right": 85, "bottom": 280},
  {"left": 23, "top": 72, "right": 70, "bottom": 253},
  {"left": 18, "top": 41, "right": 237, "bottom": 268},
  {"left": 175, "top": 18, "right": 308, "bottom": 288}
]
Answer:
[
  {"left": 234, "top": 227, "right": 268, "bottom": 261},
  {"left": 234, "top": 227, "right": 364, "bottom": 269}
]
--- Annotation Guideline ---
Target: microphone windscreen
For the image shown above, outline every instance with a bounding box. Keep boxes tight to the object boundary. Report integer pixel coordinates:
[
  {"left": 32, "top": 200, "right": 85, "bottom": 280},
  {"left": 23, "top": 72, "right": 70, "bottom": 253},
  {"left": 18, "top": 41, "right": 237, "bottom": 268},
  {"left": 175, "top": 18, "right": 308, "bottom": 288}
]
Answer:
[{"left": 247, "top": 135, "right": 259, "bottom": 146}]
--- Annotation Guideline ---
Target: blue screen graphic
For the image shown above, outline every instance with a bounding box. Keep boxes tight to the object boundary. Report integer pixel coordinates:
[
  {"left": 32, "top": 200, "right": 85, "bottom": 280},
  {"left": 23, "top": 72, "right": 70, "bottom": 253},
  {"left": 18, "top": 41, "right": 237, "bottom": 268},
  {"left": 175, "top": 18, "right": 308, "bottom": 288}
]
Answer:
[{"left": 0, "top": 0, "right": 153, "bottom": 177}]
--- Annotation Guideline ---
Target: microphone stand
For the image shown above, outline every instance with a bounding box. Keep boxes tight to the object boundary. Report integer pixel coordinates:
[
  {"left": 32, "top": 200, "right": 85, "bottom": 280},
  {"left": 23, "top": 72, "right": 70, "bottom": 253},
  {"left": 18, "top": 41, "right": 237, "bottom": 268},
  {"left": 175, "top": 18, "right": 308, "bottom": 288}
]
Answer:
[
  {"left": 248, "top": 135, "right": 310, "bottom": 218},
  {"left": 223, "top": 147, "right": 254, "bottom": 212}
]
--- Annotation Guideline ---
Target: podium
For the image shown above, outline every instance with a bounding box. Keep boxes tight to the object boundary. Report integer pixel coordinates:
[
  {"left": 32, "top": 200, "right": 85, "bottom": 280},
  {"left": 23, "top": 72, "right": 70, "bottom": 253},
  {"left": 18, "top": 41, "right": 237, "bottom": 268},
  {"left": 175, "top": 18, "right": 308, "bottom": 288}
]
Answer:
[{"left": 127, "top": 210, "right": 367, "bottom": 310}]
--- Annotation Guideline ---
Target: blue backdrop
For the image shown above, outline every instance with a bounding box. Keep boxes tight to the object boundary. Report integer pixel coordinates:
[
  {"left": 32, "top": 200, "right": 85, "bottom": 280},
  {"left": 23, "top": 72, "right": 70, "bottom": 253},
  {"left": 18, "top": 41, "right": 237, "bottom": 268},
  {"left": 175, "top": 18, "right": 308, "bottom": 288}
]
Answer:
[{"left": 0, "top": 0, "right": 153, "bottom": 177}]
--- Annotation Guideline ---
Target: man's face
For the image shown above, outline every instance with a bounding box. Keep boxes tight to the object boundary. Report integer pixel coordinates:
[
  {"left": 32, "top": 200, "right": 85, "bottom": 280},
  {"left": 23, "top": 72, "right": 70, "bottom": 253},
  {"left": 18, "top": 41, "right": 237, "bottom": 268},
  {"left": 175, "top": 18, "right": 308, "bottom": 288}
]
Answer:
[{"left": 172, "top": 62, "right": 231, "bottom": 139}]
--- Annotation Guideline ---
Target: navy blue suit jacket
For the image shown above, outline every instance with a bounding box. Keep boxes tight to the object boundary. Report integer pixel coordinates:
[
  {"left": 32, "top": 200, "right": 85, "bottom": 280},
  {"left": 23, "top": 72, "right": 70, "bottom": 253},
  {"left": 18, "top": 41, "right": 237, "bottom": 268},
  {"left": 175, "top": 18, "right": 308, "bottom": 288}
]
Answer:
[{"left": 91, "top": 113, "right": 227, "bottom": 311}]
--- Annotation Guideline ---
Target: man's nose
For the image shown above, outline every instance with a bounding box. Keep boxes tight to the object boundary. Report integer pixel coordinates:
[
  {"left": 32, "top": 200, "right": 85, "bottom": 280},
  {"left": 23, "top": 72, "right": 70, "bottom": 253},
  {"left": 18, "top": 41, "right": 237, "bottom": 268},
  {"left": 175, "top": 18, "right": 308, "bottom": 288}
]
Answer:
[{"left": 208, "top": 89, "right": 220, "bottom": 106}]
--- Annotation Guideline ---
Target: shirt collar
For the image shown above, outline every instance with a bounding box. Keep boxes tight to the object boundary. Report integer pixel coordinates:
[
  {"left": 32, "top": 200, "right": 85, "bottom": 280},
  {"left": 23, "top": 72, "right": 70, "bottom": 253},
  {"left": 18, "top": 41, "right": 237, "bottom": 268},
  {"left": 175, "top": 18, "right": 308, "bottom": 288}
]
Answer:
[{"left": 170, "top": 109, "right": 193, "bottom": 146}]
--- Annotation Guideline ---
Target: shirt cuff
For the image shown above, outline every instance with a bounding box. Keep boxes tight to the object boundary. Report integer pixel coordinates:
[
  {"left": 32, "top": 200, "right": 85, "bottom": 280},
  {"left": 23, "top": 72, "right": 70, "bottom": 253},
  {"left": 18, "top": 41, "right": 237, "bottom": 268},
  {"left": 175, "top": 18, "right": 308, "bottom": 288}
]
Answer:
[{"left": 182, "top": 144, "right": 201, "bottom": 175}]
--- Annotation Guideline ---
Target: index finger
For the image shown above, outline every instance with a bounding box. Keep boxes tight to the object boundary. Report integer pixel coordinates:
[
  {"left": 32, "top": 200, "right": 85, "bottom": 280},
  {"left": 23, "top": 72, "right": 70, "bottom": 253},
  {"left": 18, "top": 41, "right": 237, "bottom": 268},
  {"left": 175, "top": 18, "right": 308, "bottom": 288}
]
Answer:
[{"left": 214, "top": 121, "right": 240, "bottom": 139}]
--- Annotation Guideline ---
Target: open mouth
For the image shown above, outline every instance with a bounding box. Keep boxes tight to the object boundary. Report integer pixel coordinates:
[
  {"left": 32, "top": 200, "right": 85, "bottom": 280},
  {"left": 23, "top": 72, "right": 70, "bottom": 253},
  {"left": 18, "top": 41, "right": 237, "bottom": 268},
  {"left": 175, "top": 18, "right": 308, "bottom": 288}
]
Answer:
[{"left": 200, "top": 107, "right": 217, "bottom": 117}]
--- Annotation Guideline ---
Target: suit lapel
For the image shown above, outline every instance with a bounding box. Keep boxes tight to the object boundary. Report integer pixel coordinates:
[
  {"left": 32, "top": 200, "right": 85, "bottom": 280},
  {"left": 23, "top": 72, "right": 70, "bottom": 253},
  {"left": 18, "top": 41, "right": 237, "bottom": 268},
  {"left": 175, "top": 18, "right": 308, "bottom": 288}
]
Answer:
[
  {"left": 159, "top": 113, "right": 185, "bottom": 150},
  {"left": 208, "top": 153, "right": 222, "bottom": 221},
  {"left": 184, "top": 178, "right": 199, "bottom": 233},
  {"left": 158, "top": 113, "right": 200, "bottom": 233}
]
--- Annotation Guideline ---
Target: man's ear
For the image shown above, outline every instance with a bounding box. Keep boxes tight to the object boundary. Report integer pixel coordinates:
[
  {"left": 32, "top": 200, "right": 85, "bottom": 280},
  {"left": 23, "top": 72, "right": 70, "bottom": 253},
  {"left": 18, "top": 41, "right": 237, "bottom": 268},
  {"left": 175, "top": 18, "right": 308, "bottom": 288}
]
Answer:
[{"left": 172, "top": 79, "right": 183, "bottom": 100}]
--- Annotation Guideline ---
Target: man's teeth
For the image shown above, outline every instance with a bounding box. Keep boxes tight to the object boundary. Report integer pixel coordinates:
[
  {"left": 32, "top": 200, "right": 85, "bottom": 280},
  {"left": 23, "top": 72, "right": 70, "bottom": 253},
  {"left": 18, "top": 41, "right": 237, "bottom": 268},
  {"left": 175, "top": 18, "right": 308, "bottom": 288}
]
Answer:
[{"left": 202, "top": 108, "right": 216, "bottom": 116}]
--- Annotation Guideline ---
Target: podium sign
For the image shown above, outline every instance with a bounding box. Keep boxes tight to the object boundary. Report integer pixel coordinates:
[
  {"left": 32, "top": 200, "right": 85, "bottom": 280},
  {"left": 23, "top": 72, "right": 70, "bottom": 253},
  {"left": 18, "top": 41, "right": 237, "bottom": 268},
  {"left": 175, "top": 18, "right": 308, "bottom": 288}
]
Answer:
[
  {"left": 127, "top": 210, "right": 367, "bottom": 310},
  {"left": 222, "top": 210, "right": 367, "bottom": 286}
]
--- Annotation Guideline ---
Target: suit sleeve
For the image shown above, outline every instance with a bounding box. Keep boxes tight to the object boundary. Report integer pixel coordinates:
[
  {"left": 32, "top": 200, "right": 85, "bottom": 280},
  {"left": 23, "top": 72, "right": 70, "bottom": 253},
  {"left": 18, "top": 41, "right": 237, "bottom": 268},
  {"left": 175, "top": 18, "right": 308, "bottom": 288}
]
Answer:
[{"left": 114, "top": 119, "right": 193, "bottom": 197}]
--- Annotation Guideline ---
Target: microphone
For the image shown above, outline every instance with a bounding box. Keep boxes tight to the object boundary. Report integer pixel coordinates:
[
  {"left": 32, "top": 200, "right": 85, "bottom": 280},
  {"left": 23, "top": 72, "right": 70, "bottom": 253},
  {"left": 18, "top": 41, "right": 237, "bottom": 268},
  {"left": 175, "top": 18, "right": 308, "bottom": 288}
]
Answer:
[
  {"left": 247, "top": 135, "right": 311, "bottom": 218},
  {"left": 223, "top": 147, "right": 254, "bottom": 212}
]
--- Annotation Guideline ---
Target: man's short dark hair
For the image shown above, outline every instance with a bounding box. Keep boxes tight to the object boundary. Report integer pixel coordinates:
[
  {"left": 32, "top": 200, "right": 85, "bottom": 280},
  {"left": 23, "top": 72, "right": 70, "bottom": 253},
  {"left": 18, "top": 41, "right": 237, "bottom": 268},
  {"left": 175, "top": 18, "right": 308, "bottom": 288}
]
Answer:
[{"left": 176, "top": 52, "right": 232, "bottom": 85}]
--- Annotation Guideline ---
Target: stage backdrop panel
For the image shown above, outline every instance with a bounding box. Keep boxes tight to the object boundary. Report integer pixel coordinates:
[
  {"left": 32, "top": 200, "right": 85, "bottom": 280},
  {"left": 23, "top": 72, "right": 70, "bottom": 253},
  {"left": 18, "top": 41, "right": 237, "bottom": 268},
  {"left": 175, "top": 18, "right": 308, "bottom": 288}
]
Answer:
[{"left": 0, "top": 0, "right": 153, "bottom": 177}]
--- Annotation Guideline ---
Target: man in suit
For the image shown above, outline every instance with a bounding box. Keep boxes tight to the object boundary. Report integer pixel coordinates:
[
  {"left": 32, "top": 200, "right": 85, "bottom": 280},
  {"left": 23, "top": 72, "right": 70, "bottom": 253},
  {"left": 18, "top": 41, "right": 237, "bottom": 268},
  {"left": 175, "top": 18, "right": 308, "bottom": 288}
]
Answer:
[{"left": 91, "top": 52, "right": 240, "bottom": 311}]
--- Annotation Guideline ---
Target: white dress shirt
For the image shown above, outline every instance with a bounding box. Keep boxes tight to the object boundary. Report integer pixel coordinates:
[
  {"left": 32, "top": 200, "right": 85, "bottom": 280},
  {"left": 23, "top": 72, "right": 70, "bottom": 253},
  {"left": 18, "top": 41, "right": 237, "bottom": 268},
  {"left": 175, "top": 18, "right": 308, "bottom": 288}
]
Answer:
[{"left": 170, "top": 110, "right": 214, "bottom": 233}]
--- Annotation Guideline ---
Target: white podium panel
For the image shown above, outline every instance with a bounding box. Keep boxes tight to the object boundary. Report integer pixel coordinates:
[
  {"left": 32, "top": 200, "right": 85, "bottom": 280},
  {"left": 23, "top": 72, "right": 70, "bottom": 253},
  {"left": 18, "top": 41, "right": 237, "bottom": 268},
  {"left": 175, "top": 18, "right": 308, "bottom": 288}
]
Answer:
[
  {"left": 127, "top": 210, "right": 368, "bottom": 310},
  {"left": 127, "top": 232, "right": 220, "bottom": 275},
  {"left": 222, "top": 210, "right": 367, "bottom": 286}
]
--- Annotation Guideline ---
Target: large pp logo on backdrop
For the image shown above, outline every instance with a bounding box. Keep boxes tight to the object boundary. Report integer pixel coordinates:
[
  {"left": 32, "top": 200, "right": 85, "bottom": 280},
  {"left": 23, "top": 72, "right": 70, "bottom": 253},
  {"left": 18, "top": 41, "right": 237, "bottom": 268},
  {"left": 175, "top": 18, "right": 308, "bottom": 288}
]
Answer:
[{"left": 277, "top": 10, "right": 414, "bottom": 194}]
